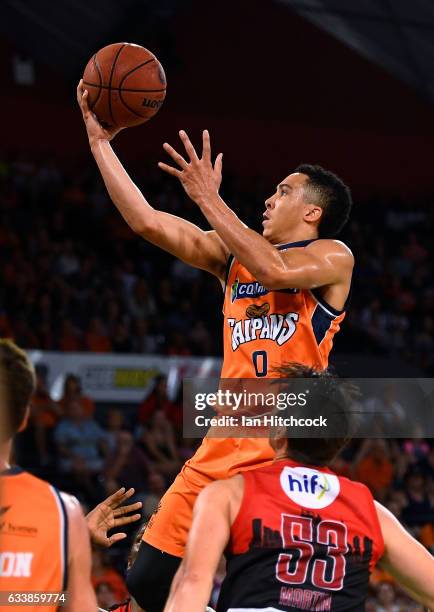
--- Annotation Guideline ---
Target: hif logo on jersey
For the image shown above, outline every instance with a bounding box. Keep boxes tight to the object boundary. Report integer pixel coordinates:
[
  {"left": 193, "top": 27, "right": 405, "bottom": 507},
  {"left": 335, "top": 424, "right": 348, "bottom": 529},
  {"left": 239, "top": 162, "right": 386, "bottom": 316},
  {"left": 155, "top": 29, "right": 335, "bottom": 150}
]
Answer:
[{"left": 280, "top": 466, "right": 340, "bottom": 509}]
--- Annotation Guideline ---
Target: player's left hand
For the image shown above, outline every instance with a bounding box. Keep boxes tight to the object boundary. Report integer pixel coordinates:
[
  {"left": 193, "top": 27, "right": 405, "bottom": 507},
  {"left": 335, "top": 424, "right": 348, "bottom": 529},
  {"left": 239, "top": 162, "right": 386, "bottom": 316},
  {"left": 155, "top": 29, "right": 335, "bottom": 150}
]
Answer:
[
  {"left": 86, "top": 487, "right": 142, "bottom": 547},
  {"left": 158, "top": 130, "right": 223, "bottom": 205}
]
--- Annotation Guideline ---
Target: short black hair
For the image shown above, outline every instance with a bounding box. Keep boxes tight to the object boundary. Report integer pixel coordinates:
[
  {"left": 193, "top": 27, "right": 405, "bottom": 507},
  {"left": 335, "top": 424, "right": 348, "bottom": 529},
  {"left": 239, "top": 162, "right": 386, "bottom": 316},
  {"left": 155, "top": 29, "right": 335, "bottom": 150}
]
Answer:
[
  {"left": 0, "top": 339, "right": 36, "bottom": 441},
  {"left": 295, "top": 163, "right": 352, "bottom": 237},
  {"left": 272, "top": 363, "right": 358, "bottom": 466}
]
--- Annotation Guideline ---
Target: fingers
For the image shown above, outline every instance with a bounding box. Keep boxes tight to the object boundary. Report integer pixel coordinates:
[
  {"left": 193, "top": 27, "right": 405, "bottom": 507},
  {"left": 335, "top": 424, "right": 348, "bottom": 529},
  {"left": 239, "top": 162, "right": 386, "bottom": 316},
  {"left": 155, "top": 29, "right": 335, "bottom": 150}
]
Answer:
[
  {"left": 113, "top": 500, "right": 142, "bottom": 517},
  {"left": 105, "top": 487, "right": 135, "bottom": 509},
  {"left": 202, "top": 129, "right": 211, "bottom": 163},
  {"left": 81, "top": 90, "right": 90, "bottom": 114},
  {"left": 179, "top": 130, "right": 199, "bottom": 162},
  {"left": 107, "top": 532, "right": 127, "bottom": 547},
  {"left": 104, "top": 487, "right": 126, "bottom": 508},
  {"left": 163, "top": 142, "right": 188, "bottom": 170},
  {"left": 113, "top": 513, "right": 142, "bottom": 527},
  {"left": 158, "top": 161, "right": 182, "bottom": 178},
  {"left": 214, "top": 152, "right": 223, "bottom": 178},
  {"left": 76, "top": 80, "right": 83, "bottom": 105},
  {"left": 77, "top": 79, "right": 91, "bottom": 117}
]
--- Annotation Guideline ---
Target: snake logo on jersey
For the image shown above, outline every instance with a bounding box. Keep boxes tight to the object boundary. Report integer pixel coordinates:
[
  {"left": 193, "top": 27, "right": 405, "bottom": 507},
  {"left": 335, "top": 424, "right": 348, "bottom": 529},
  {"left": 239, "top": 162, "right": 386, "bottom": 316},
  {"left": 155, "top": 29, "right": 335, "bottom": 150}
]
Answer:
[
  {"left": 222, "top": 240, "right": 346, "bottom": 378},
  {"left": 228, "top": 304, "right": 300, "bottom": 351}
]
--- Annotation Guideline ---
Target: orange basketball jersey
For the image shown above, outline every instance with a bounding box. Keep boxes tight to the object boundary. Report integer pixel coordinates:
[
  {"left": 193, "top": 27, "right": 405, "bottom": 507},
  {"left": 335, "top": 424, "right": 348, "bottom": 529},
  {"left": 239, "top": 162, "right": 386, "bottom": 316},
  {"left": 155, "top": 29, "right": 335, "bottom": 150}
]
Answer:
[
  {"left": 222, "top": 239, "right": 346, "bottom": 378},
  {"left": 0, "top": 467, "right": 67, "bottom": 610}
]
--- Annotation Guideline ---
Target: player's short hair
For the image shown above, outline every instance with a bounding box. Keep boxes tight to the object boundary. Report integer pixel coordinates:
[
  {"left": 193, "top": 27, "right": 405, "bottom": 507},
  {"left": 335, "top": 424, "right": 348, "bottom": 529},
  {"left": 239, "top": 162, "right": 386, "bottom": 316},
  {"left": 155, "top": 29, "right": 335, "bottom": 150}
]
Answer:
[
  {"left": 272, "top": 363, "right": 357, "bottom": 466},
  {"left": 0, "top": 339, "right": 36, "bottom": 441},
  {"left": 295, "top": 164, "right": 352, "bottom": 237}
]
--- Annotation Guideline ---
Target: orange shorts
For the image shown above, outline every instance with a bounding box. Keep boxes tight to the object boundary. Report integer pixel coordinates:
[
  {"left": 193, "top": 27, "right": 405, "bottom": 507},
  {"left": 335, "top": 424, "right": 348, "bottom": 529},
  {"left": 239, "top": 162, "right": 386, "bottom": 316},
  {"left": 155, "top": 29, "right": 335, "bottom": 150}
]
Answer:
[{"left": 142, "top": 436, "right": 274, "bottom": 557}]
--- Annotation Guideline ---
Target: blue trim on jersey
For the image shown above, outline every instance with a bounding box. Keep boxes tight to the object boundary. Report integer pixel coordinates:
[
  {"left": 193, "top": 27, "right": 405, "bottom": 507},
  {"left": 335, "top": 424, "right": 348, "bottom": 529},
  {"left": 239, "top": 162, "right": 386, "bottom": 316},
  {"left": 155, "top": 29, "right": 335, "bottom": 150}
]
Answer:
[
  {"left": 0, "top": 465, "right": 24, "bottom": 476},
  {"left": 53, "top": 487, "right": 69, "bottom": 592},
  {"left": 224, "top": 254, "right": 235, "bottom": 291},
  {"left": 277, "top": 239, "right": 317, "bottom": 250},
  {"left": 311, "top": 288, "right": 344, "bottom": 316},
  {"left": 311, "top": 304, "right": 334, "bottom": 345}
]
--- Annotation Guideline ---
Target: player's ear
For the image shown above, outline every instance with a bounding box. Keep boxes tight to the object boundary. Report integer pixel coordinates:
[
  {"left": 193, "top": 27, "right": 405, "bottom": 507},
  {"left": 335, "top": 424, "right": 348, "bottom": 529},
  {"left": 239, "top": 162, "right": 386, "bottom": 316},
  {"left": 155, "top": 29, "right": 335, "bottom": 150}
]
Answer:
[
  {"left": 17, "top": 405, "right": 30, "bottom": 433},
  {"left": 269, "top": 424, "right": 287, "bottom": 454},
  {"left": 304, "top": 204, "right": 323, "bottom": 225}
]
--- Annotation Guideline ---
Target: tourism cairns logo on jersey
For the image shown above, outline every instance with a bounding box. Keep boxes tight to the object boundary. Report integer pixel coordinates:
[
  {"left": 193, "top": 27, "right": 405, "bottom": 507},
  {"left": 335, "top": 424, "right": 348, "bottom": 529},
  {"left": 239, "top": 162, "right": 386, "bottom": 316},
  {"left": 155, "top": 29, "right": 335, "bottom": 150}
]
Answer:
[
  {"left": 280, "top": 466, "right": 340, "bottom": 509},
  {"left": 231, "top": 277, "right": 298, "bottom": 303},
  {"left": 231, "top": 278, "right": 269, "bottom": 303}
]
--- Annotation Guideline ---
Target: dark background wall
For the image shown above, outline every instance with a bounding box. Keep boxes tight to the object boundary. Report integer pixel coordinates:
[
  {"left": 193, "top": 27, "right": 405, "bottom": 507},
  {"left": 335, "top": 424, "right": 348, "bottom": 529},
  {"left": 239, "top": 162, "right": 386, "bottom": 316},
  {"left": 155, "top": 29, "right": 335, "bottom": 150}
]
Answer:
[{"left": 2, "top": 0, "right": 434, "bottom": 197}]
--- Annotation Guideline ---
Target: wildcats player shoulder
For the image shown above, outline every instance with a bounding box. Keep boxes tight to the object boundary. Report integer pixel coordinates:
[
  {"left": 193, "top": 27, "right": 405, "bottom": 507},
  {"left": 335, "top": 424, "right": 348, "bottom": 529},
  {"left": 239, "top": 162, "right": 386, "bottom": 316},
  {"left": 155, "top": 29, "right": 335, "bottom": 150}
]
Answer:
[{"left": 222, "top": 241, "right": 346, "bottom": 378}]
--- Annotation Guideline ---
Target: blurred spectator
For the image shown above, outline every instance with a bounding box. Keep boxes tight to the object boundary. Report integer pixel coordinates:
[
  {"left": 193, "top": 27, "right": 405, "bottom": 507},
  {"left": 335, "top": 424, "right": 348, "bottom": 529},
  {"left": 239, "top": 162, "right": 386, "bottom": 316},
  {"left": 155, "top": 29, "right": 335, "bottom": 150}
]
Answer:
[
  {"left": 104, "top": 431, "right": 150, "bottom": 498},
  {"left": 419, "top": 446, "right": 434, "bottom": 481},
  {"left": 375, "top": 581, "right": 400, "bottom": 612},
  {"left": 401, "top": 469, "right": 434, "bottom": 527},
  {"left": 59, "top": 374, "right": 95, "bottom": 418},
  {"left": 127, "top": 279, "right": 156, "bottom": 320},
  {"left": 92, "top": 549, "right": 128, "bottom": 603},
  {"left": 105, "top": 409, "right": 130, "bottom": 453},
  {"left": 85, "top": 317, "right": 112, "bottom": 352},
  {"left": 166, "top": 331, "right": 191, "bottom": 356},
  {"left": 142, "top": 470, "right": 166, "bottom": 519},
  {"left": 354, "top": 440, "right": 394, "bottom": 502},
  {"left": 363, "top": 385, "right": 406, "bottom": 434},
  {"left": 112, "top": 322, "right": 133, "bottom": 353},
  {"left": 402, "top": 437, "right": 431, "bottom": 463},
  {"left": 30, "top": 367, "right": 63, "bottom": 465},
  {"left": 58, "top": 319, "right": 83, "bottom": 352},
  {"left": 54, "top": 398, "right": 108, "bottom": 503},
  {"left": 137, "top": 375, "right": 181, "bottom": 429},
  {"left": 131, "top": 318, "right": 160, "bottom": 354},
  {"left": 137, "top": 409, "right": 181, "bottom": 480}
]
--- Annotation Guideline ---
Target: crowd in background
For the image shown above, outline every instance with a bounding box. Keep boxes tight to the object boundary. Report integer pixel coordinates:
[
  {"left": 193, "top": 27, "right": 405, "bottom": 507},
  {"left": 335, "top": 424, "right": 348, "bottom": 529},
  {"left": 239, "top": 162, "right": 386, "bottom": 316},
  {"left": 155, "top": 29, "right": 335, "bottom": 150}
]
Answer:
[
  {"left": 0, "top": 153, "right": 433, "bottom": 373},
  {"left": 3, "top": 153, "right": 433, "bottom": 610},
  {"left": 15, "top": 369, "right": 434, "bottom": 611}
]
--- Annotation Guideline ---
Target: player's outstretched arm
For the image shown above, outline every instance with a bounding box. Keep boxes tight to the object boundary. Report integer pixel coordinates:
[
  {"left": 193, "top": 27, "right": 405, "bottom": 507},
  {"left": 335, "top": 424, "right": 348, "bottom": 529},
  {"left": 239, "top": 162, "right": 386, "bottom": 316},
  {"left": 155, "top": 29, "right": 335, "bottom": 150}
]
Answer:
[
  {"left": 76, "top": 82, "right": 229, "bottom": 280},
  {"left": 163, "top": 480, "right": 233, "bottom": 612},
  {"left": 375, "top": 501, "right": 434, "bottom": 610},
  {"left": 159, "top": 129, "right": 353, "bottom": 290},
  {"left": 61, "top": 493, "right": 98, "bottom": 611}
]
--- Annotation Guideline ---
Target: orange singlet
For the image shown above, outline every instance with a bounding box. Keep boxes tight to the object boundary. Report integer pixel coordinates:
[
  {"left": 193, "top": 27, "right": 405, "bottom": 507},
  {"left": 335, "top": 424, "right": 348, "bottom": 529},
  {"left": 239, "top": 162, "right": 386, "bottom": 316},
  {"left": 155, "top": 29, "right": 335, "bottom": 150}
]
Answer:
[
  {"left": 0, "top": 467, "right": 68, "bottom": 611},
  {"left": 221, "top": 240, "right": 345, "bottom": 377},
  {"left": 143, "top": 239, "right": 347, "bottom": 557}
]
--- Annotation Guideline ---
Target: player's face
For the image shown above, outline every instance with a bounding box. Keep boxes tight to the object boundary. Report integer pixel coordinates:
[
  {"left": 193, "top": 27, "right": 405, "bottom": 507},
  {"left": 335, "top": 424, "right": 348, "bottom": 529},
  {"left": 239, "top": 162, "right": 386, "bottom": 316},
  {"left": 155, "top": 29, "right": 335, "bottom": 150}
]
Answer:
[{"left": 263, "top": 173, "right": 309, "bottom": 243}]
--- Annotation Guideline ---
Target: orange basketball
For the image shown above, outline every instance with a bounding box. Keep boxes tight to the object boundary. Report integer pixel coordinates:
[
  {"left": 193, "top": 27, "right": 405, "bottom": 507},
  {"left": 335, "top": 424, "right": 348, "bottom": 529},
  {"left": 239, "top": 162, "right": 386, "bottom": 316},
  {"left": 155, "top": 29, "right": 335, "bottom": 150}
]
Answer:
[{"left": 82, "top": 42, "right": 166, "bottom": 129}]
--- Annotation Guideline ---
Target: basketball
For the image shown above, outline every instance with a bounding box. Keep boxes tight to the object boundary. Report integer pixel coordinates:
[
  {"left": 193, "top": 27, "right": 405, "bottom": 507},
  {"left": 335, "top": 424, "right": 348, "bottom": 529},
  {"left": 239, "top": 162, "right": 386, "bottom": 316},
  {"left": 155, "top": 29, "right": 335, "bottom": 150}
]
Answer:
[{"left": 82, "top": 42, "right": 166, "bottom": 129}]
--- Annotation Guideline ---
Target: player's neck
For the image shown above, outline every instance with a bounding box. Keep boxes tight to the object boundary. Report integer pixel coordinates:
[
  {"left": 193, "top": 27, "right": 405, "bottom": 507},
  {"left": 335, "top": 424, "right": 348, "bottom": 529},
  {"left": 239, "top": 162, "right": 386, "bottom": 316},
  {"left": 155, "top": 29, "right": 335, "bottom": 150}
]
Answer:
[
  {"left": 272, "top": 228, "right": 318, "bottom": 247},
  {"left": 0, "top": 440, "right": 12, "bottom": 472},
  {"left": 274, "top": 451, "right": 292, "bottom": 462}
]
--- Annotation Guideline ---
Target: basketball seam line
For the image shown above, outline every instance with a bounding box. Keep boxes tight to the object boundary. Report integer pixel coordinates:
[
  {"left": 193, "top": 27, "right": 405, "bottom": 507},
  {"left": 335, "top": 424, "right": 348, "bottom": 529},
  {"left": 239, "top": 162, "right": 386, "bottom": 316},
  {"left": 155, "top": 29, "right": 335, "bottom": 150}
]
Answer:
[
  {"left": 117, "top": 57, "right": 158, "bottom": 121},
  {"left": 90, "top": 54, "right": 103, "bottom": 111},
  {"left": 83, "top": 81, "right": 165, "bottom": 93},
  {"left": 118, "top": 58, "right": 156, "bottom": 90},
  {"left": 119, "top": 89, "right": 148, "bottom": 119},
  {"left": 108, "top": 43, "right": 127, "bottom": 125}
]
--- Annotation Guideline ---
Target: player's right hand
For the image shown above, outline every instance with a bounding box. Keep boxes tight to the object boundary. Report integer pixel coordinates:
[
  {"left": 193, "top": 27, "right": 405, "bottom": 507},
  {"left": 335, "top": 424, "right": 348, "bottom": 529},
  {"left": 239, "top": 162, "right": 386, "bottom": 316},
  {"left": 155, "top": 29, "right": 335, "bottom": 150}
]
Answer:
[{"left": 76, "top": 79, "right": 123, "bottom": 146}]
